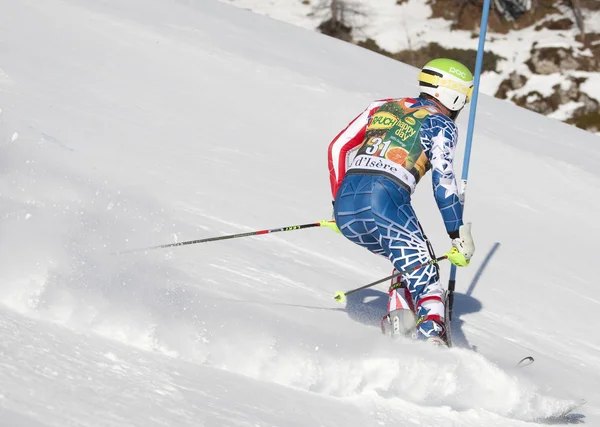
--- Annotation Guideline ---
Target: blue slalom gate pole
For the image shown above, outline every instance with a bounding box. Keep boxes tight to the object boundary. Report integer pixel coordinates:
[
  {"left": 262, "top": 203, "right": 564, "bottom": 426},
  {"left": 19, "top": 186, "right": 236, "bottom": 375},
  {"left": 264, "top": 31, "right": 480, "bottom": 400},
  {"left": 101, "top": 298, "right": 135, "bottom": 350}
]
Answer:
[{"left": 447, "top": 0, "right": 492, "bottom": 324}]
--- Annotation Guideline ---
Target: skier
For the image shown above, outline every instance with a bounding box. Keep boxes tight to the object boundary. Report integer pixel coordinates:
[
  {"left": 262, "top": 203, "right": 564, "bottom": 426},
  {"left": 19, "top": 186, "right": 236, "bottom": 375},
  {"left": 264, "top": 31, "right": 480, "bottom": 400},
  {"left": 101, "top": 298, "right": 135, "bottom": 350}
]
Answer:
[{"left": 328, "top": 58, "right": 476, "bottom": 345}]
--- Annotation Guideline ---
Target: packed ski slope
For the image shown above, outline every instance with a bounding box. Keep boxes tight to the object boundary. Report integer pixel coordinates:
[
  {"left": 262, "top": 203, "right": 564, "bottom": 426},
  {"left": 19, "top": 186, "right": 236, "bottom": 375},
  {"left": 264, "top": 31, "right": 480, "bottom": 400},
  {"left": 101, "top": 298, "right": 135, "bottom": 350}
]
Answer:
[{"left": 1, "top": 0, "right": 599, "bottom": 426}]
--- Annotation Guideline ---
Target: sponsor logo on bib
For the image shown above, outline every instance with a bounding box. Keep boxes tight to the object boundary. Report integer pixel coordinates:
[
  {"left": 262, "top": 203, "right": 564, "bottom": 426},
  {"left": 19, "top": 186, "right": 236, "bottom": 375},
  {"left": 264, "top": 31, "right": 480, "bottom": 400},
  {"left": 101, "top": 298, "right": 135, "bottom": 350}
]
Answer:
[{"left": 368, "top": 112, "right": 399, "bottom": 130}]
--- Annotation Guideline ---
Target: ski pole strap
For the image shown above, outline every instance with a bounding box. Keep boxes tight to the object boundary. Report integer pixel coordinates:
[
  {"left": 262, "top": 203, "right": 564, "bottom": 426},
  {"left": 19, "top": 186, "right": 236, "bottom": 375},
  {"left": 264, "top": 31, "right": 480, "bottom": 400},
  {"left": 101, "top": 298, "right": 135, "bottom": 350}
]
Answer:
[
  {"left": 334, "top": 255, "right": 448, "bottom": 303},
  {"left": 116, "top": 220, "right": 331, "bottom": 255}
]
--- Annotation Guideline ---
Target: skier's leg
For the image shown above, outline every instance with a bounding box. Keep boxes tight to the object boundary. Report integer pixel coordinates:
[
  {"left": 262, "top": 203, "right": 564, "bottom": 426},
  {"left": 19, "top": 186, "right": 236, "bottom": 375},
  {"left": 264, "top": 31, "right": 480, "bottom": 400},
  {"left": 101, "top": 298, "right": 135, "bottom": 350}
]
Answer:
[
  {"left": 388, "top": 272, "right": 414, "bottom": 313},
  {"left": 384, "top": 272, "right": 417, "bottom": 338},
  {"left": 370, "top": 178, "right": 446, "bottom": 340},
  {"left": 400, "top": 226, "right": 446, "bottom": 341},
  {"left": 334, "top": 175, "right": 385, "bottom": 256}
]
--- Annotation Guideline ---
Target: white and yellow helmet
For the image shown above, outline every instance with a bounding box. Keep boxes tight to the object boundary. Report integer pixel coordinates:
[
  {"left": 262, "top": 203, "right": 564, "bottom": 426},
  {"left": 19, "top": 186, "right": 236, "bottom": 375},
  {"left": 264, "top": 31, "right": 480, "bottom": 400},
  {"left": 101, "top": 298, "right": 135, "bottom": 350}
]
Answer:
[{"left": 418, "top": 58, "right": 474, "bottom": 112}]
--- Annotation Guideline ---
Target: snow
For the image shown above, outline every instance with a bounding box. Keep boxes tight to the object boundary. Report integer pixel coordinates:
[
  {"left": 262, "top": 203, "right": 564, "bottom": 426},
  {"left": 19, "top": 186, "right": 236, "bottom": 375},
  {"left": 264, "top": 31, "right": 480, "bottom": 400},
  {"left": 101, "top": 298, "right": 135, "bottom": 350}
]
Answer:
[
  {"left": 1, "top": 0, "right": 600, "bottom": 426},
  {"left": 512, "top": 73, "right": 564, "bottom": 98},
  {"left": 354, "top": 0, "right": 451, "bottom": 53},
  {"left": 548, "top": 101, "right": 585, "bottom": 120},
  {"left": 584, "top": 10, "right": 600, "bottom": 33},
  {"left": 581, "top": 72, "right": 600, "bottom": 104}
]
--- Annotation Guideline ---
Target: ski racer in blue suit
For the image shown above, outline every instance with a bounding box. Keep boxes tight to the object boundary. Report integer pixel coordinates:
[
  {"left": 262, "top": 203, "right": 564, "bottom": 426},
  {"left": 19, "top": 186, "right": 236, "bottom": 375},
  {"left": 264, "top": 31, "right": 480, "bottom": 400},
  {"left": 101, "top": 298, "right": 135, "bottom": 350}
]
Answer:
[{"left": 327, "top": 58, "right": 476, "bottom": 345}]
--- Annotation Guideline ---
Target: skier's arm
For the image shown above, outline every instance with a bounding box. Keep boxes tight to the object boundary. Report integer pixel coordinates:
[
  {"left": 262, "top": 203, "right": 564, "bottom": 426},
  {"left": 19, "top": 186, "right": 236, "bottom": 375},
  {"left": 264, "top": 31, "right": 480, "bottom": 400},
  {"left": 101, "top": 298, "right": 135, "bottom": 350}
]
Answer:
[
  {"left": 427, "top": 119, "right": 464, "bottom": 235},
  {"left": 426, "top": 118, "right": 475, "bottom": 266},
  {"left": 328, "top": 99, "right": 390, "bottom": 199}
]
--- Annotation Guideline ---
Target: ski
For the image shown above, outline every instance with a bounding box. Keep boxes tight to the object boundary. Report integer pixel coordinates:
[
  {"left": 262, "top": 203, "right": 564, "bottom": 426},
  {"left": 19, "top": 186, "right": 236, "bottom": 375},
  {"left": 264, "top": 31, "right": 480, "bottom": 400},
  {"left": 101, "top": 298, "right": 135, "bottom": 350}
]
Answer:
[{"left": 516, "top": 356, "right": 534, "bottom": 367}]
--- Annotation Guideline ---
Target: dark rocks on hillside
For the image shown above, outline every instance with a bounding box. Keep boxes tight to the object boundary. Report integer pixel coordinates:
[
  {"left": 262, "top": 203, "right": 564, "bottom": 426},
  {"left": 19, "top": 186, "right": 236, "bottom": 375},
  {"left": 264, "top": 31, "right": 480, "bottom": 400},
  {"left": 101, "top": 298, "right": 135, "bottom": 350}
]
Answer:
[
  {"left": 356, "top": 38, "right": 393, "bottom": 57},
  {"left": 582, "top": 33, "right": 600, "bottom": 56},
  {"left": 507, "top": 76, "right": 600, "bottom": 131},
  {"left": 495, "top": 71, "right": 527, "bottom": 99},
  {"left": 513, "top": 91, "right": 556, "bottom": 115},
  {"left": 318, "top": 18, "right": 353, "bottom": 42},
  {"left": 535, "top": 17, "right": 574, "bottom": 31},
  {"left": 353, "top": 40, "right": 505, "bottom": 74},
  {"left": 526, "top": 45, "right": 599, "bottom": 74},
  {"left": 513, "top": 42, "right": 600, "bottom": 131},
  {"left": 568, "top": 111, "right": 600, "bottom": 133},
  {"left": 393, "top": 42, "right": 504, "bottom": 73},
  {"left": 428, "top": 0, "right": 561, "bottom": 33}
]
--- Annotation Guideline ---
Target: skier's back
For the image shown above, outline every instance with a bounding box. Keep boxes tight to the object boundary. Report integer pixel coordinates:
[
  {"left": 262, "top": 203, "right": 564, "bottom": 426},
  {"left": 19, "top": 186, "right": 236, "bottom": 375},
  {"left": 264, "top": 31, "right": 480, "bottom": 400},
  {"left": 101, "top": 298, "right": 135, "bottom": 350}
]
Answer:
[{"left": 328, "top": 58, "right": 476, "bottom": 345}]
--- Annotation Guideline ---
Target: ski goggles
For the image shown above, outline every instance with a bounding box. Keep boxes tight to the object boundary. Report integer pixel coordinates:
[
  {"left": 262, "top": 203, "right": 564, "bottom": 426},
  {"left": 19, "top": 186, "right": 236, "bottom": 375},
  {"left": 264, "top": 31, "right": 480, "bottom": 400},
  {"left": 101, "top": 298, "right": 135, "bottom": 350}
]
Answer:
[{"left": 418, "top": 71, "right": 474, "bottom": 102}]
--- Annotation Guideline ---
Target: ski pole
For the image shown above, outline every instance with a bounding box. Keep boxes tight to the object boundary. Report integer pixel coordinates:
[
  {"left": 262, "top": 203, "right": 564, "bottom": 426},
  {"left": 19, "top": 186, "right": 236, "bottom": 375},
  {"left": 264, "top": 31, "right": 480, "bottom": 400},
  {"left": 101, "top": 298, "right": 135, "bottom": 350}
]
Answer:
[
  {"left": 447, "top": 0, "right": 492, "bottom": 324},
  {"left": 115, "top": 219, "right": 338, "bottom": 255},
  {"left": 333, "top": 255, "right": 448, "bottom": 303}
]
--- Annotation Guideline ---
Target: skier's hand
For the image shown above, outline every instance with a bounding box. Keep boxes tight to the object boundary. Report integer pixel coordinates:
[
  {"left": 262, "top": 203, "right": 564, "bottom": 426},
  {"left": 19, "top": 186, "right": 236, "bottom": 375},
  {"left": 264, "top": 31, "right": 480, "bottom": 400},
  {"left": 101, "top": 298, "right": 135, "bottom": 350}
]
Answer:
[{"left": 445, "top": 223, "right": 475, "bottom": 267}]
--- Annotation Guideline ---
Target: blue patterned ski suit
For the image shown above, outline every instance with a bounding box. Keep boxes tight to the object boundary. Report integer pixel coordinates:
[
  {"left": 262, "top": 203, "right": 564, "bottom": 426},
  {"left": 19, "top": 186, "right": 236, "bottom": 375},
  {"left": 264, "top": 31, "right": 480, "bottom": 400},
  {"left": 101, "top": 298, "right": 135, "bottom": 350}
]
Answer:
[{"left": 327, "top": 97, "right": 463, "bottom": 339}]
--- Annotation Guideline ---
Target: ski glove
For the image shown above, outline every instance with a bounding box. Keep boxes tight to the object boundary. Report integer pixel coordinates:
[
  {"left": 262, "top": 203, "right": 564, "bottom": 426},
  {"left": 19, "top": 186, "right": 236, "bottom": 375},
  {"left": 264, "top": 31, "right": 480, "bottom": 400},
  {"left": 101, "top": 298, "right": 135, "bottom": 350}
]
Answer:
[
  {"left": 445, "top": 223, "right": 475, "bottom": 267},
  {"left": 320, "top": 219, "right": 341, "bottom": 234}
]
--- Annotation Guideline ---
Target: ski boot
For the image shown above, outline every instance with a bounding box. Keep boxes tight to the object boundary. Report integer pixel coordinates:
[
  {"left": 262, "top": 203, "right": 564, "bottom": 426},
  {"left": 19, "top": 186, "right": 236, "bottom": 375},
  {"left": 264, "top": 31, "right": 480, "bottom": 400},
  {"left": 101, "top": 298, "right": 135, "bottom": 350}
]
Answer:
[
  {"left": 417, "top": 316, "right": 449, "bottom": 348},
  {"left": 381, "top": 308, "right": 418, "bottom": 339}
]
